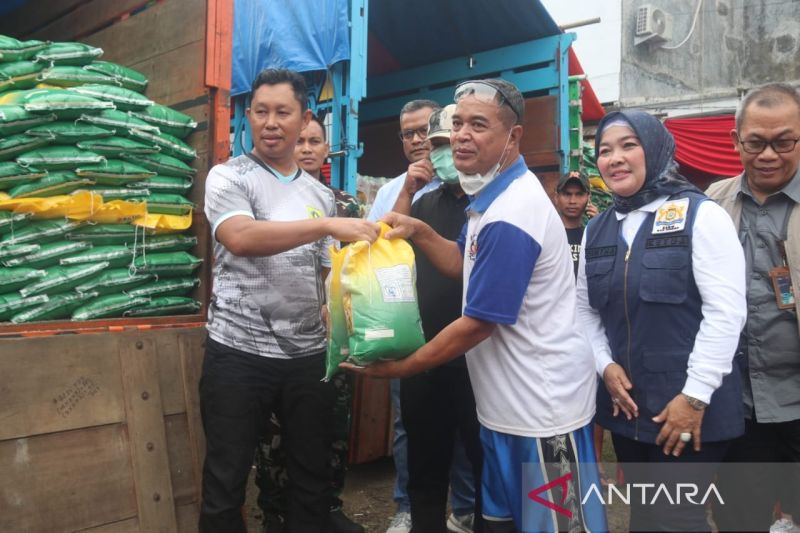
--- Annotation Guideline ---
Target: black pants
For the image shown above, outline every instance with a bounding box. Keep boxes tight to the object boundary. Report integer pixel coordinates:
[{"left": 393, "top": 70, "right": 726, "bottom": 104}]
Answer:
[
  {"left": 198, "top": 337, "right": 335, "bottom": 533},
  {"left": 400, "top": 363, "right": 484, "bottom": 533},
  {"left": 612, "top": 433, "right": 729, "bottom": 532},
  {"left": 714, "top": 418, "right": 800, "bottom": 532}
]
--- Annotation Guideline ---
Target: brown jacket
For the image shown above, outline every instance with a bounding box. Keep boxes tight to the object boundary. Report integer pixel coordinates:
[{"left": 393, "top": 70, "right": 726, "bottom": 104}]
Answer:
[{"left": 706, "top": 174, "right": 800, "bottom": 335}]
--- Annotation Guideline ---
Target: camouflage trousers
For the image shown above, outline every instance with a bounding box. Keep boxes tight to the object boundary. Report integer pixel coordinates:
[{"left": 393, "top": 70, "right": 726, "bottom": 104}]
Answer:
[{"left": 255, "top": 370, "right": 353, "bottom": 516}]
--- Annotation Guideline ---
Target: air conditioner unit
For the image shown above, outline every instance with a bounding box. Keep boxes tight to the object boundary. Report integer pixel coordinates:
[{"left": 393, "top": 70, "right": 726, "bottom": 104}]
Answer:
[{"left": 635, "top": 4, "right": 673, "bottom": 46}]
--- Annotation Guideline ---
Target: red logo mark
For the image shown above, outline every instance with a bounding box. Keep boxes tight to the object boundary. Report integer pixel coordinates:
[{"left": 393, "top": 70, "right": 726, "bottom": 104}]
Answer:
[{"left": 527, "top": 472, "right": 573, "bottom": 518}]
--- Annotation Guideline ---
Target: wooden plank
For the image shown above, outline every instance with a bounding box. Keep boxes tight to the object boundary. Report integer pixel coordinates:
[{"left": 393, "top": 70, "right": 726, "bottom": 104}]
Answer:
[
  {"left": 0, "top": 334, "right": 125, "bottom": 441},
  {"left": 178, "top": 330, "right": 207, "bottom": 503},
  {"left": 79, "top": 516, "right": 139, "bottom": 533},
  {"left": 522, "top": 150, "right": 561, "bottom": 169},
  {"left": 357, "top": 119, "right": 407, "bottom": 180},
  {"left": 155, "top": 332, "right": 186, "bottom": 416},
  {"left": 0, "top": 424, "right": 137, "bottom": 531},
  {"left": 118, "top": 333, "right": 178, "bottom": 532},
  {"left": 0, "top": 0, "right": 86, "bottom": 38},
  {"left": 175, "top": 501, "right": 200, "bottom": 533},
  {"left": 205, "top": 0, "right": 233, "bottom": 91},
  {"left": 164, "top": 414, "right": 198, "bottom": 506},
  {"left": 348, "top": 375, "right": 392, "bottom": 464},
  {"left": 129, "top": 41, "right": 208, "bottom": 108},
  {"left": 82, "top": 0, "right": 206, "bottom": 69},
  {"left": 28, "top": 0, "right": 149, "bottom": 42},
  {"left": 519, "top": 95, "right": 559, "bottom": 155}
]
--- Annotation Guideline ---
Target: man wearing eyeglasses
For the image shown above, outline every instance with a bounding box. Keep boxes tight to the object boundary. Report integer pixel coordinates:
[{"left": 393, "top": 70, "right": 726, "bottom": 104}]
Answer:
[
  {"left": 348, "top": 79, "right": 606, "bottom": 533},
  {"left": 366, "top": 100, "right": 476, "bottom": 533},
  {"left": 707, "top": 82, "right": 800, "bottom": 533}
]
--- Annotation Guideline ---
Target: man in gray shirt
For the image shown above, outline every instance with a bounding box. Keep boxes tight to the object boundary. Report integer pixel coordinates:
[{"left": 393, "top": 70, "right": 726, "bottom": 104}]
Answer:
[
  {"left": 707, "top": 82, "right": 800, "bottom": 533},
  {"left": 201, "top": 69, "right": 378, "bottom": 533}
]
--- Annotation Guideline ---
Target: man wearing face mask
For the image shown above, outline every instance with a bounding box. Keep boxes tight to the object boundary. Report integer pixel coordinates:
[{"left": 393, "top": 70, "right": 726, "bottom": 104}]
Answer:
[
  {"left": 346, "top": 79, "right": 605, "bottom": 533},
  {"left": 390, "top": 105, "right": 483, "bottom": 532}
]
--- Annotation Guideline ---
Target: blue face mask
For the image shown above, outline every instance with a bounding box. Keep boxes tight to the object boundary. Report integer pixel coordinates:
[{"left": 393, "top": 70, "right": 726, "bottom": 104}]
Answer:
[{"left": 430, "top": 144, "right": 459, "bottom": 184}]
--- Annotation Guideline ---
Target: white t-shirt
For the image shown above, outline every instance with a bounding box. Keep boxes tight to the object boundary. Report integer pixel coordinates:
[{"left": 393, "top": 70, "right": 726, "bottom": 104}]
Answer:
[{"left": 457, "top": 162, "right": 596, "bottom": 437}]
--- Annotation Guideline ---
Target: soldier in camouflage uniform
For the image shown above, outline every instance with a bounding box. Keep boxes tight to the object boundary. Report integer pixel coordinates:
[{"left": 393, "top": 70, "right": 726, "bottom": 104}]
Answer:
[{"left": 255, "top": 115, "right": 364, "bottom": 533}]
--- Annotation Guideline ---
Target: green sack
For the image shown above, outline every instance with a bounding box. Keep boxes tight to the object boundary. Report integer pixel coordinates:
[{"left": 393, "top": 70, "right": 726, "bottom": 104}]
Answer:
[
  {"left": 77, "top": 136, "right": 158, "bottom": 157},
  {"left": 125, "top": 276, "right": 200, "bottom": 298},
  {"left": 17, "top": 146, "right": 104, "bottom": 170},
  {"left": 325, "top": 247, "right": 349, "bottom": 379},
  {"left": 145, "top": 193, "right": 194, "bottom": 215},
  {"left": 0, "top": 161, "right": 47, "bottom": 189},
  {"left": 0, "top": 37, "right": 48, "bottom": 62},
  {"left": 1, "top": 219, "right": 84, "bottom": 245},
  {"left": 132, "top": 251, "right": 201, "bottom": 277},
  {"left": 35, "top": 42, "right": 103, "bottom": 66},
  {"left": 129, "top": 104, "right": 197, "bottom": 138},
  {"left": 0, "top": 266, "right": 47, "bottom": 292},
  {"left": 69, "top": 84, "right": 153, "bottom": 111},
  {"left": 0, "top": 104, "right": 56, "bottom": 136},
  {"left": 128, "top": 129, "right": 196, "bottom": 161},
  {"left": 340, "top": 226, "right": 426, "bottom": 365},
  {"left": 0, "top": 133, "right": 52, "bottom": 161},
  {"left": 84, "top": 187, "right": 149, "bottom": 201},
  {"left": 8, "top": 171, "right": 94, "bottom": 198},
  {"left": 0, "top": 242, "right": 38, "bottom": 260},
  {"left": 121, "top": 152, "right": 196, "bottom": 178},
  {"left": 0, "top": 293, "right": 48, "bottom": 321},
  {"left": 11, "top": 290, "right": 98, "bottom": 323},
  {"left": 75, "top": 159, "right": 155, "bottom": 185},
  {"left": 0, "top": 61, "right": 45, "bottom": 92},
  {"left": 72, "top": 293, "right": 150, "bottom": 321},
  {"left": 65, "top": 223, "right": 146, "bottom": 245},
  {"left": 75, "top": 267, "right": 153, "bottom": 295},
  {"left": 78, "top": 109, "right": 159, "bottom": 137},
  {"left": 37, "top": 65, "right": 117, "bottom": 87},
  {"left": 19, "top": 261, "right": 110, "bottom": 297},
  {"left": 60, "top": 244, "right": 133, "bottom": 268},
  {"left": 26, "top": 121, "right": 113, "bottom": 144},
  {"left": 128, "top": 175, "right": 191, "bottom": 195},
  {"left": 3, "top": 239, "right": 91, "bottom": 268},
  {"left": 124, "top": 296, "right": 200, "bottom": 317},
  {"left": 83, "top": 61, "right": 148, "bottom": 93},
  {"left": 127, "top": 234, "right": 197, "bottom": 253},
  {"left": 11, "top": 88, "right": 115, "bottom": 118}
]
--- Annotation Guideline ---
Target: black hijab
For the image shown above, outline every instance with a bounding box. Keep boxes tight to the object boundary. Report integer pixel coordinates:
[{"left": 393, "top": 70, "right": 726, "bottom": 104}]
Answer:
[{"left": 595, "top": 110, "right": 700, "bottom": 214}]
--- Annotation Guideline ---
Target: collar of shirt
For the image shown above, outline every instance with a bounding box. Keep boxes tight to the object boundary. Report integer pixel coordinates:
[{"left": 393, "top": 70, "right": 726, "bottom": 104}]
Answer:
[
  {"left": 614, "top": 195, "right": 668, "bottom": 220},
  {"left": 739, "top": 167, "right": 800, "bottom": 205},
  {"left": 614, "top": 195, "right": 669, "bottom": 247},
  {"left": 466, "top": 156, "right": 528, "bottom": 214}
]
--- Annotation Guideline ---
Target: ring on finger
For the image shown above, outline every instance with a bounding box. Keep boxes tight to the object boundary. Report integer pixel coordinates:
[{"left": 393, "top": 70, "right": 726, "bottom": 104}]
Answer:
[
  {"left": 679, "top": 432, "right": 691, "bottom": 443},
  {"left": 612, "top": 397, "right": 619, "bottom": 404}
]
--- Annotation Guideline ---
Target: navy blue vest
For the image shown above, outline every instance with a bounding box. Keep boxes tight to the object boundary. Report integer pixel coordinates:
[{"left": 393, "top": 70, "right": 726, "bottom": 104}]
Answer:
[{"left": 585, "top": 191, "right": 743, "bottom": 443}]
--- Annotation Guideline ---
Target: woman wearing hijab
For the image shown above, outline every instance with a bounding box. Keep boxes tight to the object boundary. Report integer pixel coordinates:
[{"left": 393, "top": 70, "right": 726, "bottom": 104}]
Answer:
[{"left": 576, "top": 110, "right": 747, "bottom": 531}]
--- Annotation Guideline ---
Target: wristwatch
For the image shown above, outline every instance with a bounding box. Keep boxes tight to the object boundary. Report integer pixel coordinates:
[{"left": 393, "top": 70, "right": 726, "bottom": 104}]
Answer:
[{"left": 682, "top": 393, "right": 708, "bottom": 411}]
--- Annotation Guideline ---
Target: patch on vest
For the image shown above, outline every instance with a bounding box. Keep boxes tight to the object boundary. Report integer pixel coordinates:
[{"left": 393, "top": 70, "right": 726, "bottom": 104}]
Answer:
[
  {"left": 645, "top": 235, "right": 690, "bottom": 248},
  {"left": 652, "top": 198, "right": 689, "bottom": 234},
  {"left": 585, "top": 246, "right": 617, "bottom": 260}
]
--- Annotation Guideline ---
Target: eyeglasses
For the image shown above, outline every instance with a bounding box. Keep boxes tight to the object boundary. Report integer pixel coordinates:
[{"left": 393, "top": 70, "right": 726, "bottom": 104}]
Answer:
[
  {"left": 398, "top": 127, "right": 428, "bottom": 141},
  {"left": 736, "top": 134, "right": 800, "bottom": 154},
  {"left": 454, "top": 80, "right": 521, "bottom": 120}
]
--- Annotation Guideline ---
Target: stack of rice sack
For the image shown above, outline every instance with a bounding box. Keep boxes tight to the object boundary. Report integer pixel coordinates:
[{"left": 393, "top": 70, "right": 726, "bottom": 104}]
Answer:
[{"left": 0, "top": 35, "right": 202, "bottom": 323}]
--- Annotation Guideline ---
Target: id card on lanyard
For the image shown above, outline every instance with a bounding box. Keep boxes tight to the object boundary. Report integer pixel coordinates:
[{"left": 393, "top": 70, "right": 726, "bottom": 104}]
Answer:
[{"left": 770, "top": 241, "right": 795, "bottom": 310}]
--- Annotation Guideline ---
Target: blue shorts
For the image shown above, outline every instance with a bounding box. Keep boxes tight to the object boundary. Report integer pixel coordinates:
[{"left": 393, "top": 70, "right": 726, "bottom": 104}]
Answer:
[{"left": 480, "top": 422, "right": 607, "bottom": 532}]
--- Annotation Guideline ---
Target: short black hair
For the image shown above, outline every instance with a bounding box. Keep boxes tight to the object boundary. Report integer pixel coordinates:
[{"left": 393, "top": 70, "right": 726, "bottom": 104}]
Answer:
[
  {"left": 482, "top": 78, "right": 524, "bottom": 126},
  {"left": 399, "top": 99, "right": 441, "bottom": 119},
  {"left": 307, "top": 113, "right": 326, "bottom": 141},
  {"left": 736, "top": 82, "right": 800, "bottom": 133},
  {"left": 250, "top": 68, "right": 308, "bottom": 112}
]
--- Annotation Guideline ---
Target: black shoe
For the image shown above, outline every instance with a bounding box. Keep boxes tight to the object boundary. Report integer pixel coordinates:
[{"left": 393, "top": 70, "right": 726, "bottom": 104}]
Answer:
[
  {"left": 262, "top": 512, "right": 285, "bottom": 533},
  {"left": 329, "top": 508, "right": 365, "bottom": 533}
]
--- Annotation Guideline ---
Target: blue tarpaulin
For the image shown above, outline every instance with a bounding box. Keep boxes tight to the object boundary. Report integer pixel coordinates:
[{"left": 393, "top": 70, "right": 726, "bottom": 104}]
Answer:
[{"left": 231, "top": 0, "right": 350, "bottom": 96}]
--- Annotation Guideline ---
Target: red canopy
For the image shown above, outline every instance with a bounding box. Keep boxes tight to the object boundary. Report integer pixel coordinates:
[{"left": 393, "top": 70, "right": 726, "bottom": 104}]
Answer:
[
  {"left": 567, "top": 48, "right": 605, "bottom": 122},
  {"left": 664, "top": 115, "right": 743, "bottom": 178}
]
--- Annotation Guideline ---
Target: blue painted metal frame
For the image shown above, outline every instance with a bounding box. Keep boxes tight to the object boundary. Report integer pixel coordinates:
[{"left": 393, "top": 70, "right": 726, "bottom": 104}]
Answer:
[
  {"left": 361, "top": 32, "right": 575, "bottom": 172},
  {"left": 231, "top": 0, "right": 369, "bottom": 195}
]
